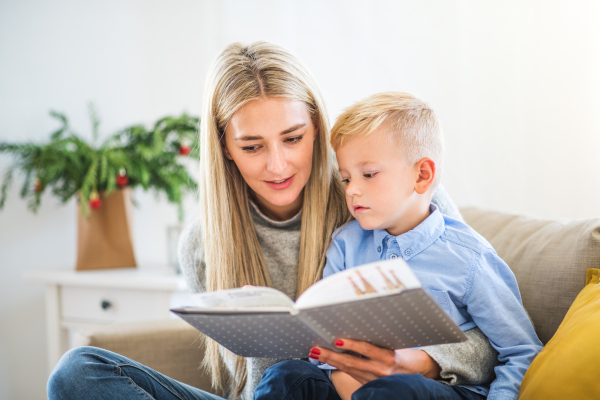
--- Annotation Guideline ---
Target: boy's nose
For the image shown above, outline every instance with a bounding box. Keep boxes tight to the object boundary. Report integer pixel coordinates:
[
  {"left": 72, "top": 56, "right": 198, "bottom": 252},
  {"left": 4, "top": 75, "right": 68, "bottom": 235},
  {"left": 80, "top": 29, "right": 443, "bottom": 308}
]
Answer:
[{"left": 345, "top": 181, "right": 362, "bottom": 197}]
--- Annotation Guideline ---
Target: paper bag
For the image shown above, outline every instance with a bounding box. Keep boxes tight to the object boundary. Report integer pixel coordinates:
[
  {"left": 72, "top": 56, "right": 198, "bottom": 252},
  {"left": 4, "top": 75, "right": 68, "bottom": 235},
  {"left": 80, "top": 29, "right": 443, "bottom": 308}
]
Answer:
[{"left": 76, "top": 189, "right": 137, "bottom": 270}]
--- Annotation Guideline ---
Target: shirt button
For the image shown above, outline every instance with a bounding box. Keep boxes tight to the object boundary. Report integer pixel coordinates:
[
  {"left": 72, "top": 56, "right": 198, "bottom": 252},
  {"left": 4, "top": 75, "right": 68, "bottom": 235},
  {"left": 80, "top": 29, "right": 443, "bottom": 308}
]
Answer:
[
  {"left": 377, "top": 246, "right": 382, "bottom": 252},
  {"left": 390, "top": 254, "right": 398, "bottom": 259},
  {"left": 405, "top": 249, "right": 412, "bottom": 256}
]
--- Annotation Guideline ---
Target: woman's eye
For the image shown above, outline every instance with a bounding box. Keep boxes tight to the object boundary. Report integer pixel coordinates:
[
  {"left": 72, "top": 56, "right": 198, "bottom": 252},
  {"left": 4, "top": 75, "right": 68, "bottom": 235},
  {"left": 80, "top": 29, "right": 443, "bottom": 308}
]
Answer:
[
  {"left": 363, "top": 172, "right": 378, "bottom": 179},
  {"left": 285, "top": 135, "right": 304, "bottom": 144},
  {"left": 242, "top": 146, "right": 260, "bottom": 153}
]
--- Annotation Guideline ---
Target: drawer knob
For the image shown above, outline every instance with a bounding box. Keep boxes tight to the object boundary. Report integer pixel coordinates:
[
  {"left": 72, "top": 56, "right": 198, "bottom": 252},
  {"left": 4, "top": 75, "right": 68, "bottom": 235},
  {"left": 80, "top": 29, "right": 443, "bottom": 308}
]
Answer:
[{"left": 100, "top": 300, "right": 112, "bottom": 311}]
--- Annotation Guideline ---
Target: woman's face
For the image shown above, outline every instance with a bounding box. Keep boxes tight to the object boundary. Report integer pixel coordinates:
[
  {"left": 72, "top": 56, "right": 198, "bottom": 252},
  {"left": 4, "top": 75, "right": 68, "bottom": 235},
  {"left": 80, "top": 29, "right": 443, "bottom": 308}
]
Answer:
[{"left": 223, "top": 97, "right": 317, "bottom": 221}]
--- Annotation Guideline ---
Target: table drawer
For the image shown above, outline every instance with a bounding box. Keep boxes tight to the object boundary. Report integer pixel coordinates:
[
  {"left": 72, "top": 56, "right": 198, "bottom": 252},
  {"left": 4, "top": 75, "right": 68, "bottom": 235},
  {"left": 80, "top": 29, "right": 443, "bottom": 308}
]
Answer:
[{"left": 61, "top": 286, "right": 171, "bottom": 322}]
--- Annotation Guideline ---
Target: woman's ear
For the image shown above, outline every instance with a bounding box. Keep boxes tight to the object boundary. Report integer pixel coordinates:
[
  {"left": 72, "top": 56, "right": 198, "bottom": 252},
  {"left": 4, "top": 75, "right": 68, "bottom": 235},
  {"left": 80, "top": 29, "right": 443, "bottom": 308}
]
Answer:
[
  {"left": 219, "top": 137, "right": 233, "bottom": 160},
  {"left": 222, "top": 142, "right": 233, "bottom": 160},
  {"left": 414, "top": 158, "right": 436, "bottom": 194}
]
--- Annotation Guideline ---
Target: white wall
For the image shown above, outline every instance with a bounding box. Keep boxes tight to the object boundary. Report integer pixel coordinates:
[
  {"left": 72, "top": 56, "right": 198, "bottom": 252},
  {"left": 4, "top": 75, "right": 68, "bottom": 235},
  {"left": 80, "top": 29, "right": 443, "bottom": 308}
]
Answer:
[{"left": 1, "top": 1, "right": 599, "bottom": 398}]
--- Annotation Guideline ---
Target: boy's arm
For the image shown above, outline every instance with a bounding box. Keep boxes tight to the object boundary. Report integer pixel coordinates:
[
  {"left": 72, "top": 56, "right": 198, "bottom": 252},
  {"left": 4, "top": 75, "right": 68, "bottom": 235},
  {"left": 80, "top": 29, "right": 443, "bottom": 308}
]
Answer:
[
  {"left": 464, "top": 250, "right": 543, "bottom": 400},
  {"left": 325, "top": 232, "right": 500, "bottom": 387},
  {"left": 331, "top": 371, "right": 362, "bottom": 400}
]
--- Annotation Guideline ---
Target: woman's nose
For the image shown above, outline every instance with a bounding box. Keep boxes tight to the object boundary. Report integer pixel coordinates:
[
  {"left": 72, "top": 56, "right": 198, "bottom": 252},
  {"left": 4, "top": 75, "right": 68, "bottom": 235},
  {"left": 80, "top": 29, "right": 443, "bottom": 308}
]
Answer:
[{"left": 267, "top": 145, "right": 288, "bottom": 174}]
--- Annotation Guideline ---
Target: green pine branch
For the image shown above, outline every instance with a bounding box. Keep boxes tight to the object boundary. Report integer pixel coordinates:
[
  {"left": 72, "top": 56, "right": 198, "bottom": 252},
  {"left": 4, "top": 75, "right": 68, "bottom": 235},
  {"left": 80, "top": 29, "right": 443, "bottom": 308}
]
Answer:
[{"left": 0, "top": 108, "right": 200, "bottom": 220}]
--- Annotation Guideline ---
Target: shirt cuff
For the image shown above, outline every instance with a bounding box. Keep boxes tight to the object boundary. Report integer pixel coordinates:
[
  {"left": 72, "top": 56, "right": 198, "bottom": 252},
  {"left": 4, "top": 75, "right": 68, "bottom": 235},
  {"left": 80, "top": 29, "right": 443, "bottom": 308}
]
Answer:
[{"left": 486, "top": 390, "right": 518, "bottom": 400}]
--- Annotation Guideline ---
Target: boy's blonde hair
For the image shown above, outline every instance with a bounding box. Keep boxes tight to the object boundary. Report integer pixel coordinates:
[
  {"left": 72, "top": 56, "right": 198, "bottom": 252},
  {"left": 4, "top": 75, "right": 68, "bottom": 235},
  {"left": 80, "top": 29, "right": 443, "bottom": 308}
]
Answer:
[{"left": 331, "top": 92, "right": 445, "bottom": 187}]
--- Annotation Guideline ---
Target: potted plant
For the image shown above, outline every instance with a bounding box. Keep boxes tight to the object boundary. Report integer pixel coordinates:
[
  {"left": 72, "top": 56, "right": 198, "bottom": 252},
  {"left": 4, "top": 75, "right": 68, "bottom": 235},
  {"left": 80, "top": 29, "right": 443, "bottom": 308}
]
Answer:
[{"left": 0, "top": 106, "right": 199, "bottom": 270}]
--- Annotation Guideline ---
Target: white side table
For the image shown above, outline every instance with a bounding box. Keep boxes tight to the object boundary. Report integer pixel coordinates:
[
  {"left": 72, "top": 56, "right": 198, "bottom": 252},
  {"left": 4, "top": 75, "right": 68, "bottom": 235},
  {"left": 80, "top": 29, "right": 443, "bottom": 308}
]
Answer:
[{"left": 24, "top": 267, "right": 192, "bottom": 373}]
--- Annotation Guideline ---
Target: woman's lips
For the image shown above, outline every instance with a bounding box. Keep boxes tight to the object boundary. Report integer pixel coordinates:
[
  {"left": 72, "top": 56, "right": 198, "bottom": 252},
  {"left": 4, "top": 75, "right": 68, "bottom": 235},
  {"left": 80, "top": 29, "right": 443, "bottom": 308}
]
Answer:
[{"left": 265, "top": 175, "right": 294, "bottom": 190}]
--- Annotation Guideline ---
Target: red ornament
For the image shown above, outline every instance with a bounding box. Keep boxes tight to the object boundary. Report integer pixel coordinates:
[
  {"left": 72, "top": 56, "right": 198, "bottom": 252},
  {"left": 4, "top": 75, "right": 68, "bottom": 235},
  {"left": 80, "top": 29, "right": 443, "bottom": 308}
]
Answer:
[
  {"left": 34, "top": 178, "right": 43, "bottom": 193},
  {"left": 116, "top": 168, "right": 128, "bottom": 187},
  {"left": 89, "top": 192, "right": 101, "bottom": 209},
  {"left": 179, "top": 145, "right": 190, "bottom": 156}
]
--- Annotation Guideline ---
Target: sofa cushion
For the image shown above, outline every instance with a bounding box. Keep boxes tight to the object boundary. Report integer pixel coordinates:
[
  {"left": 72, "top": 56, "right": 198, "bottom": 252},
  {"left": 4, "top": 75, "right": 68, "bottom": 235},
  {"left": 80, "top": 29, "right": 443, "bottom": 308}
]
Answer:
[
  {"left": 519, "top": 268, "right": 600, "bottom": 399},
  {"left": 72, "top": 319, "right": 214, "bottom": 392},
  {"left": 460, "top": 207, "right": 600, "bottom": 344}
]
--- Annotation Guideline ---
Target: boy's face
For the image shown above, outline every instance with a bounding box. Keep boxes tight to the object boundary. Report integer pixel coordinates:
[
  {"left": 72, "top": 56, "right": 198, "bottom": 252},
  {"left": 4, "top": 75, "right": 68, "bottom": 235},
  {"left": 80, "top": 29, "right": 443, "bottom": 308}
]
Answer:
[{"left": 336, "top": 128, "right": 429, "bottom": 236}]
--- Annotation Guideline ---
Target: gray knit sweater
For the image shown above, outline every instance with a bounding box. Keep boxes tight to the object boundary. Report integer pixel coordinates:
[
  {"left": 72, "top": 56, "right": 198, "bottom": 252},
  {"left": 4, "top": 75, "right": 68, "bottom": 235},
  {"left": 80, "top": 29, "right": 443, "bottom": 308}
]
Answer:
[{"left": 179, "top": 185, "right": 498, "bottom": 400}]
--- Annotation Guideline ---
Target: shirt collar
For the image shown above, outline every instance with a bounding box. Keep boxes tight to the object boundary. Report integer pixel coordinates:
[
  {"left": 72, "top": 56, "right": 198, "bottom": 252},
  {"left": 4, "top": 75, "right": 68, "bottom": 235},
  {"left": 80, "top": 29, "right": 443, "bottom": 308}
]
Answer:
[{"left": 374, "top": 204, "right": 445, "bottom": 261}]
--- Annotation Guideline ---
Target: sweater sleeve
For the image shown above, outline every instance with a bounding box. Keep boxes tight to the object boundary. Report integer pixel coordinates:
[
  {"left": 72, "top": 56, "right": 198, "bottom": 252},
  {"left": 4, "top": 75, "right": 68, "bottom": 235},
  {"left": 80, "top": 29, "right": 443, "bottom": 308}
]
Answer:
[
  {"left": 422, "top": 327, "right": 499, "bottom": 386},
  {"left": 431, "top": 184, "right": 463, "bottom": 222},
  {"left": 178, "top": 218, "right": 206, "bottom": 293}
]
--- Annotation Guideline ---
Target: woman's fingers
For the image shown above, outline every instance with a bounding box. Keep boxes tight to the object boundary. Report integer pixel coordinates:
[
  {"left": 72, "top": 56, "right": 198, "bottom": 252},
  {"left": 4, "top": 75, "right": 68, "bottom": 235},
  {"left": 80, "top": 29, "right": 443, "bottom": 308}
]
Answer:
[
  {"left": 333, "top": 339, "right": 395, "bottom": 362},
  {"left": 309, "top": 340, "right": 442, "bottom": 385},
  {"left": 310, "top": 346, "right": 390, "bottom": 379}
]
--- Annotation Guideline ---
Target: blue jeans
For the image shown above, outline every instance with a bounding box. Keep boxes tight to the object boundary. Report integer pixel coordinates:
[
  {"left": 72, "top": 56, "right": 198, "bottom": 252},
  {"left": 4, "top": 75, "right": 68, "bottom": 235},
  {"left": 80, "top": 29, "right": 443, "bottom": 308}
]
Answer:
[
  {"left": 48, "top": 346, "right": 224, "bottom": 400},
  {"left": 254, "top": 360, "right": 486, "bottom": 400}
]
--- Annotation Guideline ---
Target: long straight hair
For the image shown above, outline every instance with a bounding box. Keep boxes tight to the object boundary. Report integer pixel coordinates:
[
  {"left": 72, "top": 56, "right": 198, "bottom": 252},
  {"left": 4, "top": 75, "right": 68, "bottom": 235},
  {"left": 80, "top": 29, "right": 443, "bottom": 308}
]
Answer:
[{"left": 198, "top": 41, "right": 350, "bottom": 397}]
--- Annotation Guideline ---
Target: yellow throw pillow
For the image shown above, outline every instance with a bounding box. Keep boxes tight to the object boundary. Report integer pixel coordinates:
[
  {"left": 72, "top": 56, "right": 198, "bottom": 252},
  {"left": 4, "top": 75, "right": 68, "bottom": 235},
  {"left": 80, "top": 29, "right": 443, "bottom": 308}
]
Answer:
[{"left": 519, "top": 268, "right": 600, "bottom": 399}]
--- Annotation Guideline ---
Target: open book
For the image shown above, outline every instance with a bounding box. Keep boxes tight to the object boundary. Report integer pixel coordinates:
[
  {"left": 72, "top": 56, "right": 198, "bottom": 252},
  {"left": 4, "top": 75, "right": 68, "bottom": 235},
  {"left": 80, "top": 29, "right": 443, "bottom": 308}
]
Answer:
[{"left": 171, "top": 259, "right": 466, "bottom": 358}]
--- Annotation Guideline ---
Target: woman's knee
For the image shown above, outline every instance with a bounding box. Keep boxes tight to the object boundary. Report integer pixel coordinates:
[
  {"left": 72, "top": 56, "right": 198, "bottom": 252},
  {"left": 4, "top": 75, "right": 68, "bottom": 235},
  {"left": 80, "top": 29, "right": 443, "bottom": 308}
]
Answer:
[
  {"left": 352, "top": 374, "right": 432, "bottom": 400},
  {"left": 262, "top": 360, "right": 321, "bottom": 380},
  {"left": 47, "top": 347, "right": 113, "bottom": 398},
  {"left": 256, "top": 360, "right": 333, "bottom": 400}
]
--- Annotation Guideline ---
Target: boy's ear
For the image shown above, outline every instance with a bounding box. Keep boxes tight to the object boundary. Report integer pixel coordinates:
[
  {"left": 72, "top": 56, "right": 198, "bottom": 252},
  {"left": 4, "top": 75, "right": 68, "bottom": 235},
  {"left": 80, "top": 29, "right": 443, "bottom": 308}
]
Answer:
[{"left": 414, "top": 158, "right": 436, "bottom": 194}]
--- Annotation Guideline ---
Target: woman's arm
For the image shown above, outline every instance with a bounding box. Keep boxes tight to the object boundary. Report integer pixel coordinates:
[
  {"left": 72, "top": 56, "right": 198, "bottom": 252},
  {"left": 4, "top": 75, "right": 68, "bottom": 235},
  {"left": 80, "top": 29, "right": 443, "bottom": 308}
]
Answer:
[
  {"left": 432, "top": 184, "right": 463, "bottom": 221},
  {"left": 422, "top": 327, "right": 498, "bottom": 386},
  {"left": 311, "top": 341, "right": 441, "bottom": 385},
  {"left": 178, "top": 219, "right": 206, "bottom": 293},
  {"left": 311, "top": 327, "right": 498, "bottom": 386}
]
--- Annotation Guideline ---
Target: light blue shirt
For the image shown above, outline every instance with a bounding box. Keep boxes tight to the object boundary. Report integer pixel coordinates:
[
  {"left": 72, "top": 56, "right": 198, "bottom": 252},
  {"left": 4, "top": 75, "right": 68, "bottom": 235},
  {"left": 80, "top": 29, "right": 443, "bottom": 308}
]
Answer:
[{"left": 322, "top": 204, "right": 542, "bottom": 400}]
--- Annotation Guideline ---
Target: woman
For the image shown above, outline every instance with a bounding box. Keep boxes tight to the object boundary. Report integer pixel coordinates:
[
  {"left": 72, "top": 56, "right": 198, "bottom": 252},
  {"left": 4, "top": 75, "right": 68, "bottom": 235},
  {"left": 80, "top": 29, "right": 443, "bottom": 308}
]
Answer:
[{"left": 48, "top": 42, "right": 496, "bottom": 400}]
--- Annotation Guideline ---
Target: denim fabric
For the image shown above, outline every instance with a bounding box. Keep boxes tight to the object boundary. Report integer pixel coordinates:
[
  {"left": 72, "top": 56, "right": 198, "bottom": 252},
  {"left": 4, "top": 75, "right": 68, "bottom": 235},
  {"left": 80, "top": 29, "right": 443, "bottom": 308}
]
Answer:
[
  {"left": 254, "top": 360, "right": 341, "bottom": 400},
  {"left": 323, "top": 204, "right": 542, "bottom": 400},
  {"left": 47, "top": 346, "right": 224, "bottom": 400},
  {"left": 255, "top": 360, "right": 485, "bottom": 400},
  {"left": 351, "top": 373, "right": 485, "bottom": 400}
]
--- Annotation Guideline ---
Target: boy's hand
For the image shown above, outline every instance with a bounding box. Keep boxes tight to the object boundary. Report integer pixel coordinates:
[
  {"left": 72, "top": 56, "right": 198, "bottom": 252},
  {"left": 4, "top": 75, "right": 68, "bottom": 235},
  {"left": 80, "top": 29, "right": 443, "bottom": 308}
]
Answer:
[
  {"left": 309, "top": 339, "right": 441, "bottom": 385},
  {"left": 331, "top": 371, "right": 362, "bottom": 400}
]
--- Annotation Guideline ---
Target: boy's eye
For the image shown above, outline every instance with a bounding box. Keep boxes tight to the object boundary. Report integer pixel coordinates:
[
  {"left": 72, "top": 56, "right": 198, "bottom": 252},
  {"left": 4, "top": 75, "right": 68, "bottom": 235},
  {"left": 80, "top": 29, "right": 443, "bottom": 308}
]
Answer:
[
  {"left": 242, "top": 145, "right": 260, "bottom": 153},
  {"left": 363, "top": 172, "right": 378, "bottom": 179},
  {"left": 285, "top": 135, "right": 304, "bottom": 144}
]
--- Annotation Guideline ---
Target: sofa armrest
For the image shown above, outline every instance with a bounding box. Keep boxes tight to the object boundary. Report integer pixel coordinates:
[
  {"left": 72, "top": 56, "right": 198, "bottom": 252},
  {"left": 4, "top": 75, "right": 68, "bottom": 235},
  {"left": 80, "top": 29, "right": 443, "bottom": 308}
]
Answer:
[{"left": 72, "top": 319, "right": 214, "bottom": 393}]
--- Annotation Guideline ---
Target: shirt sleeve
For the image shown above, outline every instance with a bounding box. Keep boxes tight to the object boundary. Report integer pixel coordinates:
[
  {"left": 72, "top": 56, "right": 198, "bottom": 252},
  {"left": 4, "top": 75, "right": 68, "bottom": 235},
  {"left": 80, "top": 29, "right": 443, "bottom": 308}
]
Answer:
[
  {"left": 178, "top": 218, "right": 206, "bottom": 293},
  {"left": 421, "top": 326, "right": 498, "bottom": 386},
  {"left": 431, "top": 184, "right": 463, "bottom": 222},
  {"left": 463, "top": 250, "right": 543, "bottom": 400}
]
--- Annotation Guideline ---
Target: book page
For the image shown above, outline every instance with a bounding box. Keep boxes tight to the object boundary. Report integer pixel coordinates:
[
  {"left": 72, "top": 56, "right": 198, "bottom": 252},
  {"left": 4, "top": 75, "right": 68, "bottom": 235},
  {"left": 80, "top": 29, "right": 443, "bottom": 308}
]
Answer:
[
  {"left": 190, "top": 286, "right": 295, "bottom": 311},
  {"left": 295, "top": 258, "right": 420, "bottom": 309}
]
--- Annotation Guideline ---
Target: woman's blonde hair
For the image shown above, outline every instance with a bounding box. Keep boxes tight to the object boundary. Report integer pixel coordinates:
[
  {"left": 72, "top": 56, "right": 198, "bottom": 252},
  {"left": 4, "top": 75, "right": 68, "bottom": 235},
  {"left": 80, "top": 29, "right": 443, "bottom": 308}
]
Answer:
[{"left": 199, "top": 41, "right": 349, "bottom": 397}]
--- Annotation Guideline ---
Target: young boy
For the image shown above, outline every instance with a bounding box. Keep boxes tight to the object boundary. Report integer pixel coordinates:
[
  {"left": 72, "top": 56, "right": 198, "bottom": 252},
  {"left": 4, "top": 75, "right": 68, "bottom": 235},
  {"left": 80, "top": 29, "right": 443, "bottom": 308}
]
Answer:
[{"left": 309, "top": 92, "right": 542, "bottom": 400}]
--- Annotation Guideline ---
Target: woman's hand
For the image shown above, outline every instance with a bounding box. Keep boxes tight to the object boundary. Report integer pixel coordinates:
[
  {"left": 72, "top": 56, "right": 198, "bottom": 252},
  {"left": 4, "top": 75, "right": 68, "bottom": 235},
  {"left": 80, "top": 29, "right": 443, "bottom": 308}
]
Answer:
[{"left": 309, "top": 339, "right": 441, "bottom": 385}]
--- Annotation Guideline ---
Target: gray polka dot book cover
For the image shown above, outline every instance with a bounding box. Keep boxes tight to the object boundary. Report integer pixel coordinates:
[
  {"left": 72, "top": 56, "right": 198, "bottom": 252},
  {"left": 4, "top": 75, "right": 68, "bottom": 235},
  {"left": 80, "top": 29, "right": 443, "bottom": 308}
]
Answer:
[{"left": 171, "top": 259, "right": 467, "bottom": 358}]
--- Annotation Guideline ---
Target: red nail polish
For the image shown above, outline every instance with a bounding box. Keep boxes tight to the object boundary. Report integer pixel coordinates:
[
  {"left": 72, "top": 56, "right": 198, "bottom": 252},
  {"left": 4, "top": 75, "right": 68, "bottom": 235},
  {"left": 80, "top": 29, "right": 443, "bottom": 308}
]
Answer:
[
  {"left": 309, "top": 353, "right": 319, "bottom": 360},
  {"left": 334, "top": 340, "right": 344, "bottom": 347},
  {"left": 310, "top": 348, "right": 321, "bottom": 355}
]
